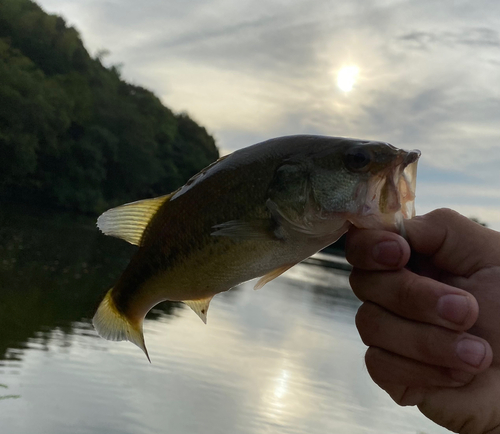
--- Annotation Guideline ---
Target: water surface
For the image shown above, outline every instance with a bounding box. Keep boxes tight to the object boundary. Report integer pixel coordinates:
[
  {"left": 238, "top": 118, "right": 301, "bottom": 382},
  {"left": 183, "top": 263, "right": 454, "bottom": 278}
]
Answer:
[{"left": 0, "top": 206, "right": 448, "bottom": 433}]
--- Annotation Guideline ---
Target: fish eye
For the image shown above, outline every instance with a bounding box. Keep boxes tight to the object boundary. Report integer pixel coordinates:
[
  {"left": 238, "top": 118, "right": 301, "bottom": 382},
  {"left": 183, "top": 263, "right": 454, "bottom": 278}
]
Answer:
[{"left": 344, "top": 147, "right": 372, "bottom": 172}]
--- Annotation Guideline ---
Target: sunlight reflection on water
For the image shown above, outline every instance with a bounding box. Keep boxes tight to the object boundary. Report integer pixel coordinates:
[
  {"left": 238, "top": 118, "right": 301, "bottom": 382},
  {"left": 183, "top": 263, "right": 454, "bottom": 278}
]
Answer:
[{"left": 0, "top": 261, "right": 448, "bottom": 434}]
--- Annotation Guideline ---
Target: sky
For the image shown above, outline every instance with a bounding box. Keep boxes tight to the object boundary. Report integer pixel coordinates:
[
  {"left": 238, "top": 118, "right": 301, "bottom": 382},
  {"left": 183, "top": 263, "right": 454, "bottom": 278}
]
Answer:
[{"left": 36, "top": 0, "right": 500, "bottom": 230}]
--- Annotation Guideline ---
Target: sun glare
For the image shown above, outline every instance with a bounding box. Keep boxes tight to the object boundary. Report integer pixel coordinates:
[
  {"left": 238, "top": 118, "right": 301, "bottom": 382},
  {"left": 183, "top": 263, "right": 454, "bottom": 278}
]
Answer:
[{"left": 337, "top": 66, "right": 359, "bottom": 92}]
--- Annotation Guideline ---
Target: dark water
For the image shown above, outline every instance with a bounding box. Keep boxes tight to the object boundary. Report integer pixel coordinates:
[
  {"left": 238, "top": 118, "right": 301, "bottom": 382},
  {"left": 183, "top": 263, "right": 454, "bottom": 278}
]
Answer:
[{"left": 0, "top": 206, "right": 447, "bottom": 434}]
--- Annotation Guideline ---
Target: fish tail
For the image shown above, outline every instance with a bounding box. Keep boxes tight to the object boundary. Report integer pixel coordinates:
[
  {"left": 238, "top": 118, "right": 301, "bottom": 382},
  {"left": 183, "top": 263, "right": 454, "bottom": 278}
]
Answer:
[{"left": 92, "top": 289, "right": 150, "bottom": 362}]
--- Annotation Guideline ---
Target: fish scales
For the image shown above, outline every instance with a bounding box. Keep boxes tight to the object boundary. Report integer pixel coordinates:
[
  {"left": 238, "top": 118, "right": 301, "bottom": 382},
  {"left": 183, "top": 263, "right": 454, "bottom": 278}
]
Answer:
[
  {"left": 115, "top": 155, "right": 302, "bottom": 308},
  {"left": 113, "top": 153, "right": 279, "bottom": 304},
  {"left": 93, "top": 135, "right": 420, "bottom": 360}
]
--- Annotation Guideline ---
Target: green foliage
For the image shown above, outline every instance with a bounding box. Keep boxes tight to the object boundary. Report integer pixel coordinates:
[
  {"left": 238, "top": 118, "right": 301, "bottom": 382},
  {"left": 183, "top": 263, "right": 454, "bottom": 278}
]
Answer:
[
  {"left": 0, "top": 0, "right": 219, "bottom": 213},
  {"left": 469, "top": 217, "right": 488, "bottom": 227}
]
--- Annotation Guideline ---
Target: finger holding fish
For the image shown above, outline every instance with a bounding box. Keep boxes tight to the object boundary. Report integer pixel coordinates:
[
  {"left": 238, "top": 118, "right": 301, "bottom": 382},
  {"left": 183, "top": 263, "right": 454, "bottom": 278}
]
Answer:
[
  {"left": 356, "top": 301, "right": 491, "bottom": 374},
  {"left": 364, "top": 347, "right": 475, "bottom": 389},
  {"left": 350, "top": 267, "right": 479, "bottom": 332},
  {"left": 345, "top": 227, "right": 410, "bottom": 270},
  {"left": 348, "top": 224, "right": 489, "bottom": 387}
]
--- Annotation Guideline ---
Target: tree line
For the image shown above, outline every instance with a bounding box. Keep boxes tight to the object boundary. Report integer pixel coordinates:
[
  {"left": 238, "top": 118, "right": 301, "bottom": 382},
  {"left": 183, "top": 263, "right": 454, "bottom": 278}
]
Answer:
[{"left": 0, "top": 0, "right": 219, "bottom": 213}]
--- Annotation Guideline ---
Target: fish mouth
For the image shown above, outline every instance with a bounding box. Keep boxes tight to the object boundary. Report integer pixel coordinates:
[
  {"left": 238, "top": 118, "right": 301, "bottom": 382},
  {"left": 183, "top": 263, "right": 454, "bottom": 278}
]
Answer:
[
  {"left": 398, "top": 152, "right": 419, "bottom": 219},
  {"left": 351, "top": 148, "right": 421, "bottom": 234}
]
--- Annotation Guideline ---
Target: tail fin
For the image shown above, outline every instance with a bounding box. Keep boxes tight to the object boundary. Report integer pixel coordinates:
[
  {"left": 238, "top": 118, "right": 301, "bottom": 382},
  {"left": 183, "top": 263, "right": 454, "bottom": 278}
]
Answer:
[{"left": 92, "top": 289, "right": 150, "bottom": 362}]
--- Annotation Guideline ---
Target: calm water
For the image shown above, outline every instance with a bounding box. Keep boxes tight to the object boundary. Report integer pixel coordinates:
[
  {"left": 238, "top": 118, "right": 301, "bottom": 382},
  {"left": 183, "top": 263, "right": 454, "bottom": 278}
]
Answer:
[{"left": 0, "top": 206, "right": 448, "bottom": 434}]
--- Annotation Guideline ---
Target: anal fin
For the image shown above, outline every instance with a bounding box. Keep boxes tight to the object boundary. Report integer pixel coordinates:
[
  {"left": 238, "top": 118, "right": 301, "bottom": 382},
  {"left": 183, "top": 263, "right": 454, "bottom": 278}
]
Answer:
[
  {"left": 183, "top": 296, "right": 213, "bottom": 324},
  {"left": 254, "top": 263, "right": 296, "bottom": 290}
]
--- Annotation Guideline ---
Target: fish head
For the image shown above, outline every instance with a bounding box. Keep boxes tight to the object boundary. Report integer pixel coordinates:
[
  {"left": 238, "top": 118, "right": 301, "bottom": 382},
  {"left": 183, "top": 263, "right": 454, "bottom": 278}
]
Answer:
[{"left": 306, "top": 138, "right": 421, "bottom": 234}]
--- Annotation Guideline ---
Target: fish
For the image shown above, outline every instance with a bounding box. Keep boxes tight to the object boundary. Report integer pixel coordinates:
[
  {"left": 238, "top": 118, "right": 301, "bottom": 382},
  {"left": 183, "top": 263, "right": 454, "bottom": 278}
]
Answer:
[{"left": 93, "top": 135, "right": 420, "bottom": 360}]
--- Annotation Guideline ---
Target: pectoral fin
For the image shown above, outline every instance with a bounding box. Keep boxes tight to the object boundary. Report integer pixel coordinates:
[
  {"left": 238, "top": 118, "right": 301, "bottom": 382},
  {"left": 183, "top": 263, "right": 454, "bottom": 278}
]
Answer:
[
  {"left": 254, "top": 263, "right": 296, "bottom": 290},
  {"left": 211, "top": 219, "right": 279, "bottom": 240},
  {"left": 183, "top": 296, "right": 213, "bottom": 324},
  {"left": 97, "top": 193, "right": 174, "bottom": 245}
]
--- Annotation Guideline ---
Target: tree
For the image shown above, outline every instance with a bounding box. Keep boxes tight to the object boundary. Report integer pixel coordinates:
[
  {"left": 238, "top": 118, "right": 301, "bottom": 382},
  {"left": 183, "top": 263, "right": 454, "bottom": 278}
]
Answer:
[{"left": 0, "top": 0, "right": 219, "bottom": 213}]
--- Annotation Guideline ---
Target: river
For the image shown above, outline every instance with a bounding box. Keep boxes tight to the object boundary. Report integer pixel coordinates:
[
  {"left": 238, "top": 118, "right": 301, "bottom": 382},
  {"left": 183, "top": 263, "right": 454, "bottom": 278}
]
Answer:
[{"left": 0, "top": 205, "right": 448, "bottom": 433}]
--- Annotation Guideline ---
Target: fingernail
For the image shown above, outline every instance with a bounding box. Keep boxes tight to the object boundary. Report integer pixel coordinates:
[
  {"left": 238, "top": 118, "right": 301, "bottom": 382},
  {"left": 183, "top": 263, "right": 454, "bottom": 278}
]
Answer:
[
  {"left": 456, "top": 339, "right": 486, "bottom": 367},
  {"left": 437, "top": 294, "right": 470, "bottom": 325},
  {"left": 372, "top": 241, "right": 402, "bottom": 266}
]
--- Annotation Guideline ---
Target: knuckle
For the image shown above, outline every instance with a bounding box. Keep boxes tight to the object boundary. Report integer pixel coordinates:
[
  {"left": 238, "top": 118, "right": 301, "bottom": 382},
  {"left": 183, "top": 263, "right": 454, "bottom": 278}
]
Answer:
[
  {"left": 426, "top": 208, "right": 463, "bottom": 225},
  {"left": 348, "top": 269, "right": 360, "bottom": 289},
  {"left": 386, "top": 385, "right": 425, "bottom": 407},
  {"left": 416, "top": 328, "right": 436, "bottom": 360},
  {"left": 349, "top": 269, "right": 367, "bottom": 299},
  {"left": 355, "top": 303, "right": 380, "bottom": 345},
  {"left": 393, "top": 386, "right": 416, "bottom": 406},
  {"left": 345, "top": 244, "right": 365, "bottom": 268},
  {"left": 345, "top": 228, "right": 365, "bottom": 257},
  {"left": 344, "top": 233, "right": 360, "bottom": 260},
  {"left": 364, "top": 348, "right": 386, "bottom": 384},
  {"left": 391, "top": 386, "right": 409, "bottom": 406},
  {"left": 364, "top": 347, "right": 381, "bottom": 373},
  {"left": 344, "top": 239, "right": 356, "bottom": 264},
  {"left": 396, "top": 273, "right": 420, "bottom": 309},
  {"left": 415, "top": 326, "right": 452, "bottom": 363}
]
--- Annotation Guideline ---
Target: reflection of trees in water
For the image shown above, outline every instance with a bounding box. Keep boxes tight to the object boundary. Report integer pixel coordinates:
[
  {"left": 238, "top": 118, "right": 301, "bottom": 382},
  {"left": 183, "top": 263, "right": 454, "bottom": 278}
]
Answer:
[
  {"left": 0, "top": 205, "right": 180, "bottom": 361},
  {"left": 306, "top": 274, "right": 361, "bottom": 315},
  {"left": 0, "top": 384, "right": 20, "bottom": 400},
  {"left": 310, "top": 282, "right": 359, "bottom": 306}
]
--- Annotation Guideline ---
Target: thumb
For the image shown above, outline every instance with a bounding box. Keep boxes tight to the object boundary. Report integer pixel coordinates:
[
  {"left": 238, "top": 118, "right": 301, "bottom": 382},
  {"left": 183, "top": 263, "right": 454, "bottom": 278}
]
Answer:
[{"left": 404, "top": 208, "right": 500, "bottom": 277}]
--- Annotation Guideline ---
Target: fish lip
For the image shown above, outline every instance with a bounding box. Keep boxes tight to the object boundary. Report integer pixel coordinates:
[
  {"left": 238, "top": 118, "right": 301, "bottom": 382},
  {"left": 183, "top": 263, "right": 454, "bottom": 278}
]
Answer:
[
  {"left": 403, "top": 150, "right": 421, "bottom": 166},
  {"left": 369, "top": 145, "right": 420, "bottom": 172},
  {"left": 374, "top": 148, "right": 420, "bottom": 180},
  {"left": 391, "top": 148, "right": 421, "bottom": 168}
]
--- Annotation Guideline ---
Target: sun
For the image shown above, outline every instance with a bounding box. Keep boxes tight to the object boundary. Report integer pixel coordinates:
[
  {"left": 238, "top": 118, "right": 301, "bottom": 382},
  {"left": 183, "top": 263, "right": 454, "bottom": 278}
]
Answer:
[{"left": 337, "top": 66, "right": 359, "bottom": 92}]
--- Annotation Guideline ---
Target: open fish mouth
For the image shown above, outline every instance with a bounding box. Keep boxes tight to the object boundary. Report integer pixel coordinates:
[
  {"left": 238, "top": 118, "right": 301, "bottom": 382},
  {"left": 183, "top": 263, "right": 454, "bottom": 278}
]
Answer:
[
  {"left": 398, "top": 154, "right": 419, "bottom": 219},
  {"left": 354, "top": 148, "right": 421, "bottom": 233}
]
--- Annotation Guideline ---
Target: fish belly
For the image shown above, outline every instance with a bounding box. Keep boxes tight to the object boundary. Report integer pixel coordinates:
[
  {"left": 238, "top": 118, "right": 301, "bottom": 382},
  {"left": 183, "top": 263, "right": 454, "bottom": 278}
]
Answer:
[{"left": 136, "top": 235, "right": 321, "bottom": 306}]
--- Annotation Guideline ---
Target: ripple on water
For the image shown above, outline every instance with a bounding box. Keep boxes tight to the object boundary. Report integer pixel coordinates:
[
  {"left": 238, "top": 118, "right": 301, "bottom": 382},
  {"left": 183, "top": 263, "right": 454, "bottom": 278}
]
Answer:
[{"left": 0, "top": 259, "right": 449, "bottom": 434}]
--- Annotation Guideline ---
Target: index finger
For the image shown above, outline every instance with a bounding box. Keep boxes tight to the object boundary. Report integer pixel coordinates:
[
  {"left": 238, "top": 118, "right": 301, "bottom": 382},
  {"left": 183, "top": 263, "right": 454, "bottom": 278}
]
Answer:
[
  {"left": 404, "top": 209, "right": 500, "bottom": 277},
  {"left": 345, "top": 227, "right": 410, "bottom": 271}
]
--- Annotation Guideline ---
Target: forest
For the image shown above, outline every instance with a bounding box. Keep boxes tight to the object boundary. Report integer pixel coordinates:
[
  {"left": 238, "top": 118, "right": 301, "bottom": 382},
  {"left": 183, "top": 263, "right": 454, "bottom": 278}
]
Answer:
[{"left": 0, "top": 0, "right": 219, "bottom": 214}]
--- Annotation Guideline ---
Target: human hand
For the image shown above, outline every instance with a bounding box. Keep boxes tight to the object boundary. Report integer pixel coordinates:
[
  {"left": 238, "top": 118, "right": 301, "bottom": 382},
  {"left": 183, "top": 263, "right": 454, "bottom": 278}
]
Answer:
[{"left": 346, "top": 209, "right": 500, "bottom": 434}]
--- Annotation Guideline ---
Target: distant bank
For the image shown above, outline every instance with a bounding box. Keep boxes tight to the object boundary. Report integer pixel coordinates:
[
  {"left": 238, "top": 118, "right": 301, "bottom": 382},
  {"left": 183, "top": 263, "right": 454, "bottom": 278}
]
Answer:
[{"left": 0, "top": 0, "right": 219, "bottom": 215}]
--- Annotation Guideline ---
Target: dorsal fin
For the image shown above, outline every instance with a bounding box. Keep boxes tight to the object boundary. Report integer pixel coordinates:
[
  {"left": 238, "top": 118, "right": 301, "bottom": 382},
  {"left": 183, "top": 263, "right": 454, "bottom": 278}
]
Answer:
[{"left": 97, "top": 194, "right": 173, "bottom": 245}]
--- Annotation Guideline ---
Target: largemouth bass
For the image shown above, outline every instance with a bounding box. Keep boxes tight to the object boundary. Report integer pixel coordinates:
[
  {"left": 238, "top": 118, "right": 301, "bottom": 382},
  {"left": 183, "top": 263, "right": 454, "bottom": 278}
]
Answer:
[{"left": 93, "top": 135, "right": 420, "bottom": 360}]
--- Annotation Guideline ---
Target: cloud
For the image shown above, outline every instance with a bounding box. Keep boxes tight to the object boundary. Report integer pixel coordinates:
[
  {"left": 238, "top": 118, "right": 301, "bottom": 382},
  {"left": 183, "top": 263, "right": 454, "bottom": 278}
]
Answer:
[
  {"left": 35, "top": 0, "right": 500, "bottom": 229},
  {"left": 399, "top": 27, "right": 500, "bottom": 50}
]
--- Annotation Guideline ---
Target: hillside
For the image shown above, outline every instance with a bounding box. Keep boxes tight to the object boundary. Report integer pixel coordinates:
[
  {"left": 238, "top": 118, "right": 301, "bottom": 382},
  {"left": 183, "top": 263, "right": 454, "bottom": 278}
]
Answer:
[{"left": 0, "top": 0, "right": 219, "bottom": 213}]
